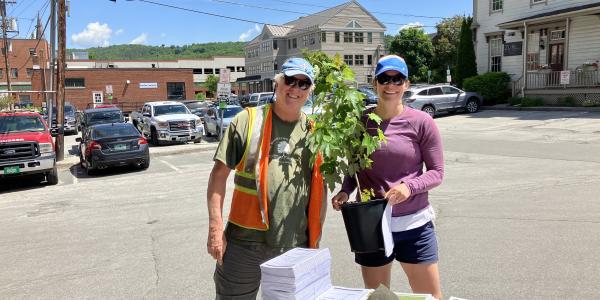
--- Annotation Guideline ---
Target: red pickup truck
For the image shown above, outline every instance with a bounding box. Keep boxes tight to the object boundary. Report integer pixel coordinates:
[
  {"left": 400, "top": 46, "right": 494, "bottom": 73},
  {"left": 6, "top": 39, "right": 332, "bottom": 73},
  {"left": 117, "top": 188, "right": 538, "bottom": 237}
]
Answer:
[{"left": 0, "top": 110, "right": 58, "bottom": 185}]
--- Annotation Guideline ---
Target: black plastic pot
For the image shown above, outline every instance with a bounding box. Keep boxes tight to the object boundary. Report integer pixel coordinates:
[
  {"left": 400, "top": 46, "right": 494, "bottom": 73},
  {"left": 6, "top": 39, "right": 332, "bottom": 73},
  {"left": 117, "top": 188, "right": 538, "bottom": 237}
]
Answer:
[{"left": 341, "top": 198, "right": 388, "bottom": 253}]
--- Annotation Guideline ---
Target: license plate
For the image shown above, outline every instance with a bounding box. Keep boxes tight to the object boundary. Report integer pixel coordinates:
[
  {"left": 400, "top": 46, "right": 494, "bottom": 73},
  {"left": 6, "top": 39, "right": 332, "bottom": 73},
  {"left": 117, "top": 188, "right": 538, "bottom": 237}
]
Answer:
[
  {"left": 114, "top": 144, "right": 127, "bottom": 151},
  {"left": 180, "top": 137, "right": 189, "bottom": 141},
  {"left": 3, "top": 166, "right": 20, "bottom": 175}
]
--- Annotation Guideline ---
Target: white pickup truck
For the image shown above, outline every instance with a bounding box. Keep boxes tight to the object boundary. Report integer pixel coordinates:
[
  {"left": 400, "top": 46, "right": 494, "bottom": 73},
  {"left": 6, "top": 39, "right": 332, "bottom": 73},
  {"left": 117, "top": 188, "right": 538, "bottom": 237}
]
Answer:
[{"left": 130, "top": 101, "right": 204, "bottom": 145}]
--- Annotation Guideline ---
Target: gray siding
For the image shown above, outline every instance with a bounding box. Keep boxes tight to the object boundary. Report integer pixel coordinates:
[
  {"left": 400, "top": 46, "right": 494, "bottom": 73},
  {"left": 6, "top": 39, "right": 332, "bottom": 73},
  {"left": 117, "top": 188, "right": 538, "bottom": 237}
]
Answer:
[{"left": 568, "top": 15, "right": 600, "bottom": 68}]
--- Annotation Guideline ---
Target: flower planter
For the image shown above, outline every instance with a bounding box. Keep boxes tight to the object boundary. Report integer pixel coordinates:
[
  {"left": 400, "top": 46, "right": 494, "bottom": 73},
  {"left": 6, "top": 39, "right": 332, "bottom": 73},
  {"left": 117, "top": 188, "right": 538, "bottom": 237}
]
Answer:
[{"left": 340, "top": 198, "right": 388, "bottom": 253}]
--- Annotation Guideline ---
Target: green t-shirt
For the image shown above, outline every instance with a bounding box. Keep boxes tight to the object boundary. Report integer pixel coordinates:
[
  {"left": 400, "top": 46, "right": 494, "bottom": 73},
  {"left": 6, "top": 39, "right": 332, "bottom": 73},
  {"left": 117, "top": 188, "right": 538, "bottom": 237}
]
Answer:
[{"left": 214, "top": 107, "right": 312, "bottom": 248}]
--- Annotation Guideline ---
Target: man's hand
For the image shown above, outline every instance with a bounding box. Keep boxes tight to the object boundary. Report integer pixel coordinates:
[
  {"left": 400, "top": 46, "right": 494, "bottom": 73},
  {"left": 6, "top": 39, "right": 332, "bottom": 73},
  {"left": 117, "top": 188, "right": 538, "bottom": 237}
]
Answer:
[
  {"left": 331, "top": 192, "right": 349, "bottom": 211},
  {"left": 207, "top": 222, "right": 227, "bottom": 265},
  {"left": 384, "top": 183, "right": 411, "bottom": 205}
]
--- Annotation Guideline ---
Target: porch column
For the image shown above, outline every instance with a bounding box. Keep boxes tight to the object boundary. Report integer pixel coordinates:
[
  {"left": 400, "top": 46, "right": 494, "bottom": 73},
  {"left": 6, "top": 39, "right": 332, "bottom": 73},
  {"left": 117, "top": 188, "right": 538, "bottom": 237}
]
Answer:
[
  {"left": 522, "top": 22, "right": 528, "bottom": 96},
  {"left": 565, "top": 17, "right": 570, "bottom": 70}
]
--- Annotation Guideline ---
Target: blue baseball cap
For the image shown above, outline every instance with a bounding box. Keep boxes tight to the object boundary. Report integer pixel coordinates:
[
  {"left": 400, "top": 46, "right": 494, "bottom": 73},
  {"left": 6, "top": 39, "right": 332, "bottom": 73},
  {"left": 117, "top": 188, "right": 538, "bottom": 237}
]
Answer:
[
  {"left": 375, "top": 55, "right": 409, "bottom": 78},
  {"left": 281, "top": 57, "right": 315, "bottom": 84}
]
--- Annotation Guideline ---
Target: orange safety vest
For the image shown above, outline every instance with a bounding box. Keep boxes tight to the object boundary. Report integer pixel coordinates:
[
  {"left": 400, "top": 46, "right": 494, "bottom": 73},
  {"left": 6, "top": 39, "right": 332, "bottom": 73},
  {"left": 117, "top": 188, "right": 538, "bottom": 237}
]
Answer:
[{"left": 228, "top": 104, "right": 326, "bottom": 248}]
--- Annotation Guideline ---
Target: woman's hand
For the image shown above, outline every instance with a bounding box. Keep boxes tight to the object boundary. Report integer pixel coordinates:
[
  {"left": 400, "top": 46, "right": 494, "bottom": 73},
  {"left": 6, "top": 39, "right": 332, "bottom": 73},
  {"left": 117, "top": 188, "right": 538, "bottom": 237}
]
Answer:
[
  {"left": 385, "top": 183, "right": 411, "bottom": 205},
  {"left": 331, "top": 192, "right": 349, "bottom": 211}
]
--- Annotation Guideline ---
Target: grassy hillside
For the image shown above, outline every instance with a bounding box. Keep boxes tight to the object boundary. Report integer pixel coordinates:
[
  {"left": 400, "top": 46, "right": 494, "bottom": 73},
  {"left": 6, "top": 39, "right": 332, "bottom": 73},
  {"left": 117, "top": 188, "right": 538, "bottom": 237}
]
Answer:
[{"left": 67, "top": 42, "right": 246, "bottom": 60}]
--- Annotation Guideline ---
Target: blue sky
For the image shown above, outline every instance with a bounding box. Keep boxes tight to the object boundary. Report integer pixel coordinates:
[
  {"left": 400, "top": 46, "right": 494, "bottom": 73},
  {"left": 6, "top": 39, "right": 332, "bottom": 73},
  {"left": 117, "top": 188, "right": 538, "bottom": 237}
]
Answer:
[{"left": 12, "top": 0, "right": 472, "bottom": 48}]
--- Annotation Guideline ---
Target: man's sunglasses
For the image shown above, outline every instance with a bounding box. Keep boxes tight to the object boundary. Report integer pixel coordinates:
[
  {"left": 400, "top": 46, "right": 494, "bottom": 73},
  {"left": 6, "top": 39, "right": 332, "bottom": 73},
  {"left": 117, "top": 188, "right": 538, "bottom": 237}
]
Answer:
[
  {"left": 284, "top": 75, "right": 311, "bottom": 90},
  {"left": 376, "top": 73, "right": 406, "bottom": 86}
]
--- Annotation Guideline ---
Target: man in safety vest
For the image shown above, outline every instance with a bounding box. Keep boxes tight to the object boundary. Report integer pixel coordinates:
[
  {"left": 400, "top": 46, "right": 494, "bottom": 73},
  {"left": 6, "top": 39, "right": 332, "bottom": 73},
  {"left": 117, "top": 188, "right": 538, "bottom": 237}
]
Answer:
[{"left": 206, "top": 57, "right": 327, "bottom": 299}]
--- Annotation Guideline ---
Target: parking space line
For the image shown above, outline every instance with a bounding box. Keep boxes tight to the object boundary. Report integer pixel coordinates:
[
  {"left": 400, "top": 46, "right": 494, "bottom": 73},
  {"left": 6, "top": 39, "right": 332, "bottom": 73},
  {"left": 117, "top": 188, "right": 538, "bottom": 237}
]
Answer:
[{"left": 159, "top": 159, "right": 183, "bottom": 173}]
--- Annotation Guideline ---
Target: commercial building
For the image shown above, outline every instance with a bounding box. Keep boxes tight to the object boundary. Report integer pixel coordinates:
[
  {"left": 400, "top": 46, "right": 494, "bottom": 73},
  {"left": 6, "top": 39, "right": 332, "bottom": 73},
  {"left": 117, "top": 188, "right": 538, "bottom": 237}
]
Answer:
[
  {"left": 473, "top": 0, "right": 600, "bottom": 104},
  {"left": 0, "top": 39, "right": 50, "bottom": 105},
  {"left": 238, "top": 0, "right": 386, "bottom": 93}
]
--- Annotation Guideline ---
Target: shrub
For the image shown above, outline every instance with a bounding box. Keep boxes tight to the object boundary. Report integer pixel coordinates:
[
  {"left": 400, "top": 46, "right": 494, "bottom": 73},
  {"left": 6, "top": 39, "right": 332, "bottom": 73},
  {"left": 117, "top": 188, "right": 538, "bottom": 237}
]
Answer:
[
  {"left": 521, "top": 97, "right": 545, "bottom": 107},
  {"left": 508, "top": 96, "right": 522, "bottom": 106},
  {"left": 557, "top": 97, "right": 576, "bottom": 107},
  {"left": 195, "top": 93, "right": 206, "bottom": 100},
  {"left": 582, "top": 99, "right": 599, "bottom": 107},
  {"left": 463, "top": 72, "right": 511, "bottom": 105}
]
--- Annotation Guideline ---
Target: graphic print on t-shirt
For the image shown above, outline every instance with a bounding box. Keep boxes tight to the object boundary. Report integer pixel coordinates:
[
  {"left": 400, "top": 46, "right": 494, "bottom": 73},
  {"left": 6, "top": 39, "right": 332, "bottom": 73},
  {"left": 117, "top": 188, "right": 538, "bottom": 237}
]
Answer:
[{"left": 270, "top": 137, "right": 299, "bottom": 166}]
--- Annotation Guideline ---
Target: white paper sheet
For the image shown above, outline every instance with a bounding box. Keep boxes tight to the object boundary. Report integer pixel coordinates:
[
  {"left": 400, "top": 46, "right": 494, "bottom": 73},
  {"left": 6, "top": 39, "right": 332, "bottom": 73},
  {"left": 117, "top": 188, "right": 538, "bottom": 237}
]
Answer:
[{"left": 382, "top": 202, "right": 394, "bottom": 257}]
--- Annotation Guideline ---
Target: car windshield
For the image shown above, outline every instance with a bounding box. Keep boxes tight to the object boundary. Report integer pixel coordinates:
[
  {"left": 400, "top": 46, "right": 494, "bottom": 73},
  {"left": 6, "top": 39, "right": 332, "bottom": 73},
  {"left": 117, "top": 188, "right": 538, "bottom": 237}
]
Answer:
[
  {"left": 360, "top": 88, "right": 376, "bottom": 97},
  {"left": 92, "top": 125, "right": 139, "bottom": 139},
  {"left": 220, "top": 107, "right": 243, "bottom": 118},
  {"left": 154, "top": 105, "right": 189, "bottom": 116},
  {"left": 0, "top": 116, "right": 46, "bottom": 133},
  {"left": 51, "top": 106, "right": 76, "bottom": 117},
  {"left": 87, "top": 111, "right": 123, "bottom": 125}
]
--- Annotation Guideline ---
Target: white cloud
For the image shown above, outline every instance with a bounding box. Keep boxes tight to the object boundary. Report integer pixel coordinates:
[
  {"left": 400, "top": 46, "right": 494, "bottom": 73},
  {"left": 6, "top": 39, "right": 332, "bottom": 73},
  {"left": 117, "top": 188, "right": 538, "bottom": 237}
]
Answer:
[
  {"left": 239, "top": 24, "right": 261, "bottom": 42},
  {"left": 130, "top": 33, "right": 148, "bottom": 45},
  {"left": 71, "top": 22, "right": 112, "bottom": 47},
  {"left": 115, "top": 29, "right": 124, "bottom": 35},
  {"left": 398, "top": 22, "right": 424, "bottom": 32}
]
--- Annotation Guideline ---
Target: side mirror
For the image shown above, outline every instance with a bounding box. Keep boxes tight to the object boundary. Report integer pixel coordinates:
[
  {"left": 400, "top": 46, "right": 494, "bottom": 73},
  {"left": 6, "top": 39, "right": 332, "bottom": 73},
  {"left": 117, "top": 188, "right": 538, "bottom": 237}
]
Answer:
[
  {"left": 142, "top": 112, "right": 151, "bottom": 117},
  {"left": 75, "top": 137, "right": 82, "bottom": 142}
]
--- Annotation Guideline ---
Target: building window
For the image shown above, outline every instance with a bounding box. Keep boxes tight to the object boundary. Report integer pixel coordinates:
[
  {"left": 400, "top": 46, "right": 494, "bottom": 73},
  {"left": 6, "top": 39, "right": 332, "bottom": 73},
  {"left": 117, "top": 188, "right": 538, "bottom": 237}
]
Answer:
[
  {"left": 0, "top": 70, "right": 2, "bottom": 78},
  {"left": 335, "top": 32, "right": 340, "bottom": 43},
  {"left": 303, "top": 35, "right": 308, "bottom": 46},
  {"left": 354, "top": 32, "right": 364, "bottom": 43},
  {"left": 367, "top": 55, "right": 373, "bottom": 65},
  {"left": 531, "top": 0, "right": 546, "bottom": 4},
  {"left": 344, "top": 32, "right": 353, "bottom": 43},
  {"left": 29, "top": 48, "right": 36, "bottom": 56},
  {"left": 526, "top": 33, "right": 540, "bottom": 71},
  {"left": 274, "top": 63, "right": 278, "bottom": 71},
  {"left": 193, "top": 68, "right": 203, "bottom": 74},
  {"left": 26, "top": 68, "right": 33, "bottom": 78},
  {"left": 355, "top": 55, "right": 364, "bottom": 66},
  {"left": 491, "top": 0, "right": 503, "bottom": 12},
  {"left": 204, "top": 68, "right": 214, "bottom": 74},
  {"left": 321, "top": 32, "right": 326, "bottom": 42},
  {"left": 215, "top": 69, "right": 220, "bottom": 74},
  {"left": 273, "top": 40, "right": 278, "bottom": 50},
  {"left": 237, "top": 66, "right": 245, "bottom": 72},
  {"left": 227, "top": 66, "right": 235, "bottom": 72},
  {"left": 293, "top": 38, "right": 297, "bottom": 48},
  {"left": 367, "top": 32, "right": 372, "bottom": 44},
  {"left": 167, "top": 82, "right": 185, "bottom": 100},
  {"left": 65, "top": 78, "right": 85, "bottom": 88},
  {"left": 489, "top": 37, "right": 502, "bottom": 72},
  {"left": 309, "top": 33, "right": 315, "bottom": 45},
  {"left": 550, "top": 29, "right": 565, "bottom": 41},
  {"left": 10, "top": 68, "right": 18, "bottom": 78},
  {"left": 344, "top": 55, "right": 353, "bottom": 66}
]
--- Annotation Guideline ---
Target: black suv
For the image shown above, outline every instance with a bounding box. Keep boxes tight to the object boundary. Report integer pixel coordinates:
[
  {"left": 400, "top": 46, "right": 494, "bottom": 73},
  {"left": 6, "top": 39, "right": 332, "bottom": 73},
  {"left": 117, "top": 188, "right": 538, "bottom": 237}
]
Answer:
[{"left": 80, "top": 107, "right": 125, "bottom": 133}]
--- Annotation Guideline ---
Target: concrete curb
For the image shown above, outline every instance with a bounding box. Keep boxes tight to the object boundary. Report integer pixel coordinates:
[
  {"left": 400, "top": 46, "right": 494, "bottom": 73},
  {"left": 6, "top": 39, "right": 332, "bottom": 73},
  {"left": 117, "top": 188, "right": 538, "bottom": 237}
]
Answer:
[
  {"left": 482, "top": 105, "right": 600, "bottom": 113},
  {"left": 56, "top": 142, "right": 219, "bottom": 170}
]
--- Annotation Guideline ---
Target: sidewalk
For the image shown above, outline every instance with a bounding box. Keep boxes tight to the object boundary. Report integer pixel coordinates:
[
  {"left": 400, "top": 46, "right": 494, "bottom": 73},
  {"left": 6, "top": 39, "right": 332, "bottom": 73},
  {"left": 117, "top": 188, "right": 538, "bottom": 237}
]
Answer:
[
  {"left": 56, "top": 140, "right": 220, "bottom": 170},
  {"left": 482, "top": 103, "right": 600, "bottom": 112}
]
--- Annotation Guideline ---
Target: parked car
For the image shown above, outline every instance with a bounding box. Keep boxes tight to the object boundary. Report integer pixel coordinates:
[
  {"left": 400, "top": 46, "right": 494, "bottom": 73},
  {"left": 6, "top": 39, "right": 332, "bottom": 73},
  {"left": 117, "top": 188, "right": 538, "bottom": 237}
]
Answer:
[
  {"left": 80, "top": 107, "right": 125, "bottom": 134},
  {"left": 358, "top": 87, "right": 378, "bottom": 105},
  {"left": 180, "top": 100, "right": 210, "bottom": 122},
  {"left": 44, "top": 102, "right": 78, "bottom": 135},
  {"left": 204, "top": 105, "right": 244, "bottom": 139},
  {"left": 246, "top": 92, "right": 274, "bottom": 107},
  {"left": 403, "top": 84, "right": 483, "bottom": 117},
  {"left": 76, "top": 123, "right": 150, "bottom": 175},
  {"left": 0, "top": 110, "right": 58, "bottom": 185},
  {"left": 130, "top": 101, "right": 203, "bottom": 145}
]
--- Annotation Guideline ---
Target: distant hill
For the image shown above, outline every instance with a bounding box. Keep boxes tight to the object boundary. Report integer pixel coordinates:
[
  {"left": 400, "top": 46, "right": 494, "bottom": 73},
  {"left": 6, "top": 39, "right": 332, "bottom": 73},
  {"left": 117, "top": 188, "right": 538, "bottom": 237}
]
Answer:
[{"left": 67, "top": 42, "right": 246, "bottom": 60}]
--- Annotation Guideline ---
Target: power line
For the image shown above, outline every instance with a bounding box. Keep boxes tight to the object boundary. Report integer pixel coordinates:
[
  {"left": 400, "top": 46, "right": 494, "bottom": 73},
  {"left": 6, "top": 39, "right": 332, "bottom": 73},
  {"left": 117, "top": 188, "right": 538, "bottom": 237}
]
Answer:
[
  {"left": 16, "top": 12, "right": 51, "bottom": 70},
  {"left": 24, "top": 0, "right": 50, "bottom": 39}
]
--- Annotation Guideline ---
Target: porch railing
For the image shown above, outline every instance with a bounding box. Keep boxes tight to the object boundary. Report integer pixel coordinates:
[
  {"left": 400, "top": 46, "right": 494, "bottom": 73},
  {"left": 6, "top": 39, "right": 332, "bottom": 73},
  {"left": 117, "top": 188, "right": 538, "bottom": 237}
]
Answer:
[
  {"left": 512, "top": 75, "right": 524, "bottom": 97},
  {"left": 526, "top": 69, "right": 600, "bottom": 90}
]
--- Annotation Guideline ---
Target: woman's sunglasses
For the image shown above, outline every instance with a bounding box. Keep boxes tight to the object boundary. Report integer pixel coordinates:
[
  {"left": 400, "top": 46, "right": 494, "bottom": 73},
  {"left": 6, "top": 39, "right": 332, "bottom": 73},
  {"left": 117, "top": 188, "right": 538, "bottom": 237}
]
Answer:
[
  {"left": 376, "top": 73, "right": 406, "bottom": 86},
  {"left": 284, "top": 75, "right": 311, "bottom": 90}
]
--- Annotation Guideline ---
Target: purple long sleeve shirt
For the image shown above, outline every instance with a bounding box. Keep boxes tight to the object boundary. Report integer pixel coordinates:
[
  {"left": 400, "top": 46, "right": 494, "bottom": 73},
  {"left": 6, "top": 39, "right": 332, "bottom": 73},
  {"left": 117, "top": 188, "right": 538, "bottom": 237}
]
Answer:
[{"left": 341, "top": 106, "right": 444, "bottom": 217}]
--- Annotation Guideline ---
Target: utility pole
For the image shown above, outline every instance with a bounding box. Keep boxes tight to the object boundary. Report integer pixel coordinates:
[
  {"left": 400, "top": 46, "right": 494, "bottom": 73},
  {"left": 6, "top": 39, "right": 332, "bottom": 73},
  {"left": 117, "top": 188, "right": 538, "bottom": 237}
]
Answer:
[
  {"left": 1, "top": 0, "right": 12, "bottom": 98},
  {"left": 48, "top": 0, "right": 56, "bottom": 126},
  {"left": 55, "top": 0, "right": 66, "bottom": 161}
]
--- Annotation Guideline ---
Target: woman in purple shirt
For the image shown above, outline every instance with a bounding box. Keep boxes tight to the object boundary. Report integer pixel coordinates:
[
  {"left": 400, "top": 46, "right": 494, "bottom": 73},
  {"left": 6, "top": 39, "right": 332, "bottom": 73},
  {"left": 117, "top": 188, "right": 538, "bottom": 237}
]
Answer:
[{"left": 332, "top": 55, "right": 444, "bottom": 299}]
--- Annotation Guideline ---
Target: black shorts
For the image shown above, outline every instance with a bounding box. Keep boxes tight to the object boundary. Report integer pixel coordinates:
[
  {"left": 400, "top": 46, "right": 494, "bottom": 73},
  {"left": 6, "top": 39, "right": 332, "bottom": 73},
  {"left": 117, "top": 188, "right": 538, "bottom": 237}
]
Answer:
[{"left": 355, "top": 221, "right": 438, "bottom": 267}]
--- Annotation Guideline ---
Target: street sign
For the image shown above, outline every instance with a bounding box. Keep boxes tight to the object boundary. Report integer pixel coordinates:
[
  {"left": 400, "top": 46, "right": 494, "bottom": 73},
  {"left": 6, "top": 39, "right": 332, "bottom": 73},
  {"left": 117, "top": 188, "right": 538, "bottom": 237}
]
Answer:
[
  {"left": 217, "top": 83, "right": 231, "bottom": 98},
  {"left": 219, "top": 68, "right": 231, "bottom": 83},
  {"left": 139, "top": 82, "right": 158, "bottom": 89},
  {"left": 446, "top": 75, "right": 452, "bottom": 83},
  {"left": 560, "top": 71, "right": 570, "bottom": 85},
  {"left": 105, "top": 85, "right": 113, "bottom": 94}
]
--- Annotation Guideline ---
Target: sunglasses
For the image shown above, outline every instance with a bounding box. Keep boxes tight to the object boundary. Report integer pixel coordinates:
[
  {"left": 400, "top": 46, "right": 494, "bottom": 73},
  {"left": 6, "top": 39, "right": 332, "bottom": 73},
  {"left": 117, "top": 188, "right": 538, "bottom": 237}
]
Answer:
[
  {"left": 376, "top": 73, "right": 406, "bottom": 86},
  {"left": 284, "top": 75, "right": 311, "bottom": 90}
]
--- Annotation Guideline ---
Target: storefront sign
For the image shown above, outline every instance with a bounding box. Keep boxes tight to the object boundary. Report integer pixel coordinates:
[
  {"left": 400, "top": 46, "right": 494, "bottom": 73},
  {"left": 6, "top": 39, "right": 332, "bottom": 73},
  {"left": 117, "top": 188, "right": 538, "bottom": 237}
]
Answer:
[
  {"left": 503, "top": 42, "right": 523, "bottom": 56},
  {"left": 139, "top": 82, "right": 158, "bottom": 89}
]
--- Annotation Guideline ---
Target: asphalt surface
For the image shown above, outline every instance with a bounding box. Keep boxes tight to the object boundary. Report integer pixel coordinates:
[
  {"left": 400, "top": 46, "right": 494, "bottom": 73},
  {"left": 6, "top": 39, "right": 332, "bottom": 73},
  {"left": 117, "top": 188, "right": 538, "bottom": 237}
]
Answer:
[{"left": 1, "top": 109, "right": 600, "bottom": 299}]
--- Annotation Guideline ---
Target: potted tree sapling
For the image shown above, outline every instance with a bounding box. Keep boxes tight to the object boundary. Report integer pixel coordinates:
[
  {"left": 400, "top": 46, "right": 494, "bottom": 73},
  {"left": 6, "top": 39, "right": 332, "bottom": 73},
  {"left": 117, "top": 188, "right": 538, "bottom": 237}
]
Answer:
[{"left": 304, "top": 51, "right": 387, "bottom": 253}]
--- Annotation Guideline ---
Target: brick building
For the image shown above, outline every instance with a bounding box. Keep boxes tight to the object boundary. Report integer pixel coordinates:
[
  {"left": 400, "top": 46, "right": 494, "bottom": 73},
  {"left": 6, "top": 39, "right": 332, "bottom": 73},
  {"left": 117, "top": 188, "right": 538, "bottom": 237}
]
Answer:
[
  {"left": 0, "top": 39, "right": 50, "bottom": 104},
  {"left": 54, "top": 68, "right": 195, "bottom": 112}
]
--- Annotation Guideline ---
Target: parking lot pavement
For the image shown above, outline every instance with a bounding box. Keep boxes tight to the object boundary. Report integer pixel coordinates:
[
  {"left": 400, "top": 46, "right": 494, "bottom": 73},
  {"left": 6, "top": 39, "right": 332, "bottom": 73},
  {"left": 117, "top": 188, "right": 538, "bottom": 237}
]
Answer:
[{"left": 57, "top": 133, "right": 220, "bottom": 170}]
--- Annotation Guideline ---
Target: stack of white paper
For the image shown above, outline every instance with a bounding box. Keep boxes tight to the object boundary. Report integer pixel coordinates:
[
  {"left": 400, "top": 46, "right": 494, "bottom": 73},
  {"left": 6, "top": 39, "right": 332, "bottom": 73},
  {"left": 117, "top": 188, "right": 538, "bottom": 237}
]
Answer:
[{"left": 260, "top": 248, "right": 332, "bottom": 300}]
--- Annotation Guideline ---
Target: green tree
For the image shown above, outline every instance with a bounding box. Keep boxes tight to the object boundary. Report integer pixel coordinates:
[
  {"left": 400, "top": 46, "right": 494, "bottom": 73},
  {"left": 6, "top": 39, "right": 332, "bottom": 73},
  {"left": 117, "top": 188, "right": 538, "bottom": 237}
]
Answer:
[
  {"left": 204, "top": 74, "right": 219, "bottom": 96},
  {"left": 388, "top": 27, "right": 433, "bottom": 83},
  {"left": 455, "top": 17, "right": 478, "bottom": 88},
  {"left": 431, "top": 16, "right": 463, "bottom": 83}
]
